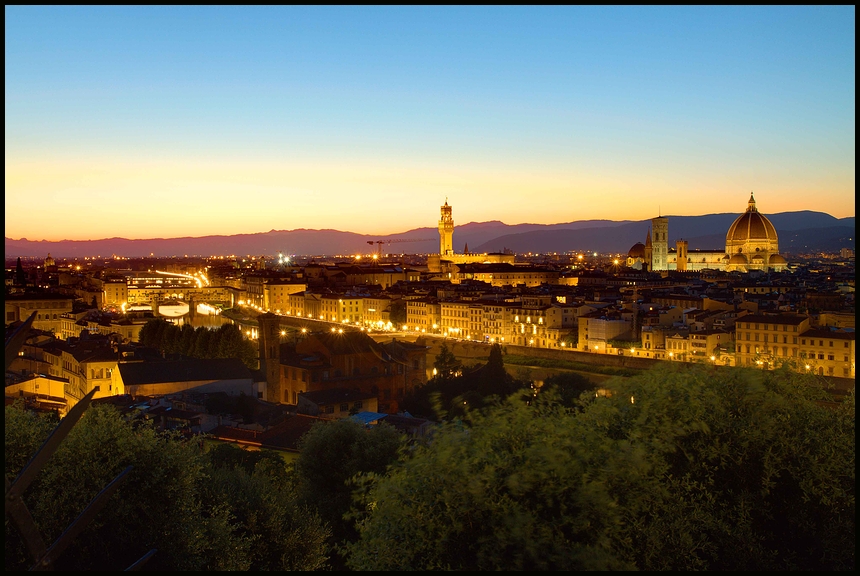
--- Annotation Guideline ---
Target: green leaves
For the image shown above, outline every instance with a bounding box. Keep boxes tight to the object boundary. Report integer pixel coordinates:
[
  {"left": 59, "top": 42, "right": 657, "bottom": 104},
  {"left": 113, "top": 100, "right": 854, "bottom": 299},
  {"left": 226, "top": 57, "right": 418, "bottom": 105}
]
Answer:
[
  {"left": 5, "top": 404, "right": 329, "bottom": 571},
  {"left": 346, "top": 364, "right": 855, "bottom": 571}
]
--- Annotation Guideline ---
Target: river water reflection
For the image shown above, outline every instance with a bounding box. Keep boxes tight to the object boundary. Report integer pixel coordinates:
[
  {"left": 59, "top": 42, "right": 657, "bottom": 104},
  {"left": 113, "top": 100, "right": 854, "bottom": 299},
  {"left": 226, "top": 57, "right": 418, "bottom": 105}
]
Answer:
[{"left": 173, "top": 313, "right": 235, "bottom": 330}]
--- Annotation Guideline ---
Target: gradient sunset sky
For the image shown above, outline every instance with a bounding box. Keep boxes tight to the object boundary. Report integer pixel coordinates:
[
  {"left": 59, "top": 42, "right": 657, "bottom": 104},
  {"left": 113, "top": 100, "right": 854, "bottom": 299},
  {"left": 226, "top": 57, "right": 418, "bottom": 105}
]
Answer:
[{"left": 5, "top": 6, "right": 855, "bottom": 242}]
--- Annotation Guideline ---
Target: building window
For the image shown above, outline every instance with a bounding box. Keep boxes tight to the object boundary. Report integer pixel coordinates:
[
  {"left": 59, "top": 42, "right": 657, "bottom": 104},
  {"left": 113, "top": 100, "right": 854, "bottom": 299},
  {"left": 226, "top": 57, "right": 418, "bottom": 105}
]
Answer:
[
  {"left": 353, "top": 401, "right": 363, "bottom": 410},
  {"left": 340, "top": 403, "right": 349, "bottom": 412}
]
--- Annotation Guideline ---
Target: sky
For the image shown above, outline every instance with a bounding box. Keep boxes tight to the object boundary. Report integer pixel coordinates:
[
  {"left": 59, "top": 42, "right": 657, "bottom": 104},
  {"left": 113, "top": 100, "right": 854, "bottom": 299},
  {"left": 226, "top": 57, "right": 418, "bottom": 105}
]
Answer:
[{"left": 5, "top": 6, "right": 855, "bottom": 241}]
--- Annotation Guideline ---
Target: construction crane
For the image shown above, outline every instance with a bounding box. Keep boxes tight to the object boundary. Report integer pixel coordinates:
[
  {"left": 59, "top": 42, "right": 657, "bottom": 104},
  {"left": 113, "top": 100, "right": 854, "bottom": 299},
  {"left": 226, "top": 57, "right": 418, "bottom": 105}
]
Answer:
[{"left": 366, "top": 238, "right": 435, "bottom": 257}]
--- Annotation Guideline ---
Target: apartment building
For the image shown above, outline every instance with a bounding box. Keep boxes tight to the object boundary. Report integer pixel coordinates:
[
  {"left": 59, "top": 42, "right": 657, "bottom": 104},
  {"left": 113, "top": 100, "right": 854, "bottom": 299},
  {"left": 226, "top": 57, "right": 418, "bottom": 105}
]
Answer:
[
  {"left": 798, "top": 328, "right": 855, "bottom": 378},
  {"left": 734, "top": 313, "right": 810, "bottom": 369}
]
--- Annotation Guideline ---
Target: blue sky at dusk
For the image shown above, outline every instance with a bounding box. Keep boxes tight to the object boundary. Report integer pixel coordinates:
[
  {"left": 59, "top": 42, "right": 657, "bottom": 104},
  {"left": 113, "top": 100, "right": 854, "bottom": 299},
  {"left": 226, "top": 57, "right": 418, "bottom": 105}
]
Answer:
[{"left": 5, "top": 6, "right": 855, "bottom": 241}]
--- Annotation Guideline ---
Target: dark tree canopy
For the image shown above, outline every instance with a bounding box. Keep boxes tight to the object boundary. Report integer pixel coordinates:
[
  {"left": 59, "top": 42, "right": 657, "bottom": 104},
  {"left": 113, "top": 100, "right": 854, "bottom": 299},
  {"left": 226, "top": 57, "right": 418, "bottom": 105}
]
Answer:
[
  {"left": 136, "top": 319, "right": 257, "bottom": 369},
  {"left": 401, "top": 343, "right": 527, "bottom": 420},
  {"left": 538, "top": 371, "right": 599, "bottom": 408},
  {"left": 346, "top": 364, "right": 855, "bottom": 571},
  {"left": 388, "top": 300, "right": 407, "bottom": 325},
  {"left": 293, "top": 418, "right": 403, "bottom": 569},
  {"left": 5, "top": 404, "right": 328, "bottom": 571}
]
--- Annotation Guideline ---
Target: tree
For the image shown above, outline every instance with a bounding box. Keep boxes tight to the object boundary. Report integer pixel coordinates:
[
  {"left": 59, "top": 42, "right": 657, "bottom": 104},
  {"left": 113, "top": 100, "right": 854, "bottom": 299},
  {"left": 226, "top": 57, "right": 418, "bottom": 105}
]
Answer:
[
  {"left": 345, "top": 391, "right": 632, "bottom": 571},
  {"left": 201, "top": 447, "right": 330, "bottom": 571},
  {"left": 206, "top": 442, "right": 286, "bottom": 476},
  {"left": 152, "top": 318, "right": 169, "bottom": 350},
  {"left": 138, "top": 318, "right": 171, "bottom": 347},
  {"left": 473, "top": 343, "right": 519, "bottom": 399},
  {"left": 192, "top": 327, "right": 212, "bottom": 358},
  {"left": 346, "top": 364, "right": 854, "bottom": 571},
  {"left": 5, "top": 404, "right": 245, "bottom": 570},
  {"left": 178, "top": 324, "right": 196, "bottom": 356},
  {"left": 388, "top": 300, "right": 406, "bottom": 326},
  {"left": 294, "top": 418, "right": 403, "bottom": 567},
  {"left": 433, "top": 342, "right": 461, "bottom": 381},
  {"left": 401, "top": 343, "right": 527, "bottom": 420},
  {"left": 216, "top": 324, "right": 244, "bottom": 359},
  {"left": 5, "top": 403, "right": 330, "bottom": 571},
  {"left": 539, "top": 372, "right": 599, "bottom": 408}
]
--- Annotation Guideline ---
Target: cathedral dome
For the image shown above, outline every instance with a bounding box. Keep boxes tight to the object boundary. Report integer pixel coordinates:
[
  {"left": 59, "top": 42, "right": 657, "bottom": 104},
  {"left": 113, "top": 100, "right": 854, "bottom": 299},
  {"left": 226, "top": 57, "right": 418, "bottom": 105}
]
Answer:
[
  {"left": 729, "top": 253, "right": 748, "bottom": 265},
  {"left": 769, "top": 254, "right": 787, "bottom": 265},
  {"left": 726, "top": 194, "right": 778, "bottom": 244},
  {"left": 627, "top": 242, "right": 646, "bottom": 258}
]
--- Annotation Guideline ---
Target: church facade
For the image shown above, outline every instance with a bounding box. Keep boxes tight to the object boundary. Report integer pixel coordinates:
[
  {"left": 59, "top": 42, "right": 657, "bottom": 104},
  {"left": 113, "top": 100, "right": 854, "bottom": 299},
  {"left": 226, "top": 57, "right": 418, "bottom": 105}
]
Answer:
[{"left": 627, "top": 194, "right": 789, "bottom": 273}]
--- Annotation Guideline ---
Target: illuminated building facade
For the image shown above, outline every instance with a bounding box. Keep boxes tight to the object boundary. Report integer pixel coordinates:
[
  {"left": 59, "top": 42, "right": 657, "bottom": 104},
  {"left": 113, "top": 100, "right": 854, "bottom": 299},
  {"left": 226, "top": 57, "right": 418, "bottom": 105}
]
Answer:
[
  {"left": 427, "top": 201, "right": 515, "bottom": 273},
  {"left": 635, "top": 194, "right": 789, "bottom": 273}
]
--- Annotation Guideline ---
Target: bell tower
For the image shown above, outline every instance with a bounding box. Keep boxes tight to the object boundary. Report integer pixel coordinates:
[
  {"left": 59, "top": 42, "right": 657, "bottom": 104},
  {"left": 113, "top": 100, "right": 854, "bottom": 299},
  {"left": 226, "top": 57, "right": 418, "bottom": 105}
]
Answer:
[
  {"left": 438, "top": 200, "right": 454, "bottom": 256},
  {"left": 257, "top": 312, "right": 282, "bottom": 403},
  {"left": 651, "top": 216, "right": 669, "bottom": 271}
]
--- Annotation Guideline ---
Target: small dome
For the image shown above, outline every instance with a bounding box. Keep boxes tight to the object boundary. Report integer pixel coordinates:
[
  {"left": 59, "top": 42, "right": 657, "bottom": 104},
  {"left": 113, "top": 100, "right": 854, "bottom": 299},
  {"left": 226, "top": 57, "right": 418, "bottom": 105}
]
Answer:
[
  {"left": 769, "top": 254, "right": 787, "bottom": 265},
  {"left": 628, "top": 242, "right": 646, "bottom": 258},
  {"left": 726, "top": 193, "right": 778, "bottom": 244},
  {"left": 729, "top": 254, "right": 748, "bottom": 265}
]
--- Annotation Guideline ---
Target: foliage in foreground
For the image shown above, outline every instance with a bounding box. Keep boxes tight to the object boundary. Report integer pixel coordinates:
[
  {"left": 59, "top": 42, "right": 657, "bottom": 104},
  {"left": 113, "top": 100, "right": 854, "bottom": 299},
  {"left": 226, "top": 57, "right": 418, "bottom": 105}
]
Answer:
[
  {"left": 4, "top": 404, "right": 328, "bottom": 571},
  {"left": 346, "top": 364, "right": 855, "bottom": 571},
  {"left": 294, "top": 419, "right": 403, "bottom": 553}
]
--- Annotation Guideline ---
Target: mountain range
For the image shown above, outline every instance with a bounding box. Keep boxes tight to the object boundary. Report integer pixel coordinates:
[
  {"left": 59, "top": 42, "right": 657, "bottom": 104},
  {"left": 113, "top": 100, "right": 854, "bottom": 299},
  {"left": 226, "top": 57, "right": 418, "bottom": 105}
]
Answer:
[{"left": 4, "top": 211, "right": 854, "bottom": 258}]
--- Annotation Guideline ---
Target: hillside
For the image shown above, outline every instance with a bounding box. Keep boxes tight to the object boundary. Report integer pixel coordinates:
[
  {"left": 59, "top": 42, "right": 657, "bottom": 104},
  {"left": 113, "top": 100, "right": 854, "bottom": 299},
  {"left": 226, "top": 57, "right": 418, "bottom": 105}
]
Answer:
[{"left": 5, "top": 211, "right": 854, "bottom": 258}]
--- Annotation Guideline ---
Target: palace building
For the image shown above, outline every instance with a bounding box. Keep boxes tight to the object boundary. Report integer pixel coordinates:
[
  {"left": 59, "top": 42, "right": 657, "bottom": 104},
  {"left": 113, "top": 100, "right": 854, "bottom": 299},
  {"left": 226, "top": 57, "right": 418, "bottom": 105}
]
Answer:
[{"left": 426, "top": 200, "right": 515, "bottom": 273}]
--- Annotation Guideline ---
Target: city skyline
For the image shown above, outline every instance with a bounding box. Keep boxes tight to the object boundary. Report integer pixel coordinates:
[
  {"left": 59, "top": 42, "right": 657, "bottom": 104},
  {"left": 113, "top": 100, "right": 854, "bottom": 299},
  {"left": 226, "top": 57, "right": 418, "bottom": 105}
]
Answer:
[{"left": 5, "top": 6, "right": 856, "bottom": 242}]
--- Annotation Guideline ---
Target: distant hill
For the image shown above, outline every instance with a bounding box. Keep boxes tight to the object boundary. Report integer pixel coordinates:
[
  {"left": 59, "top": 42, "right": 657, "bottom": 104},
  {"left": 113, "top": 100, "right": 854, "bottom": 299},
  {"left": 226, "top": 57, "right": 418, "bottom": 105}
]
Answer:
[
  {"left": 473, "top": 211, "right": 855, "bottom": 255},
  {"left": 4, "top": 211, "right": 853, "bottom": 258}
]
